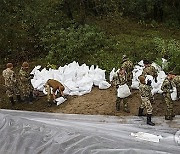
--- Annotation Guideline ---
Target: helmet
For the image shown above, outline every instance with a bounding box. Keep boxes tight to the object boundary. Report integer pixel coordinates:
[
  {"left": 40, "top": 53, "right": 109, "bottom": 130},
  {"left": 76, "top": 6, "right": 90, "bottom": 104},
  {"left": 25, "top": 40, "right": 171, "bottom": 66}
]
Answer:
[
  {"left": 138, "top": 75, "right": 145, "bottom": 84},
  {"left": 6, "top": 63, "right": 13, "bottom": 68},
  {"left": 22, "top": 62, "right": 29, "bottom": 68}
]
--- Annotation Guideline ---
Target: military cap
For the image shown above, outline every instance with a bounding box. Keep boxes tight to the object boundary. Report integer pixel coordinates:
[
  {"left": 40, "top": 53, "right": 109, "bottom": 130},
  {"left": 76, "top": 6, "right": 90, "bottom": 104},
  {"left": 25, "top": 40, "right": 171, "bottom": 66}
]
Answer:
[
  {"left": 138, "top": 75, "right": 146, "bottom": 83},
  {"left": 22, "top": 62, "right": 29, "bottom": 68},
  {"left": 6, "top": 63, "right": 13, "bottom": 68}
]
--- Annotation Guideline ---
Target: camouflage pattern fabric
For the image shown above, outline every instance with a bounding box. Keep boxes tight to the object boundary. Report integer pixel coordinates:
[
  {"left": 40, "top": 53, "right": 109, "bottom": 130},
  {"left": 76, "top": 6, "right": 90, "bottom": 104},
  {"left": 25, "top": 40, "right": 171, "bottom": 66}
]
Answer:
[
  {"left": 2, "top": 68, "right": 20, "bottom": 97},
  {"left": 19, "top": 68, "right": 33, "bottom": 98},
  {"left": 139, "top": 83, "right": 153, "bottom": 114},
  {"left": 45, "top": 83, "right": 51, "bottom": 102},
  {"left": 173, "top": 75, "right": 180, "bottom": 98},
  {"left": 121, "top": 59, "right": 133, "bottom": 87},
  {"left": 113, "top": 73, "right": 129, "bottom": 112},
  {"left": 142, "top": 65, "right": 158, "bottom": 79},
  {"left": 161, "top": 78, "right": 174, "bottom": 118},
  {"left": 113, "top": 72, "right": 127, "bottom": 87}
]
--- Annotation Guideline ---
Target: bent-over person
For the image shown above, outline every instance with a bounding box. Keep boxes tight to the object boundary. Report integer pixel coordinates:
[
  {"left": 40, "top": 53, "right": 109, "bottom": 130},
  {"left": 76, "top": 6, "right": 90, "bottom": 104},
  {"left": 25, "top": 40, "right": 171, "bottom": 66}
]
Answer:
[{"left": 45, "top": 79, "right": 65, "bottom": 107}]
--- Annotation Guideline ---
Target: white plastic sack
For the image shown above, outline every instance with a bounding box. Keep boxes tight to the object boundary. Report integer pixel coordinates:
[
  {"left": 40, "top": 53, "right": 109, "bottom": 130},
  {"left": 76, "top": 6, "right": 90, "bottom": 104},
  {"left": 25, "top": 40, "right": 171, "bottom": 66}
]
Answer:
[
  {"left": 171, "top": 87, "right": 177, "bottom": 101},
  {"left": 99, "top": 81, "right": 111, "bottom": 90},
  {"left": 131, "top": 132, "right": 163, "bottom": 143},
  {"left": 56, "top": 97, "right": 67, "bottom": 106},
  {"left": 117, "top": 84, "right": 131, "bottom": 98}
]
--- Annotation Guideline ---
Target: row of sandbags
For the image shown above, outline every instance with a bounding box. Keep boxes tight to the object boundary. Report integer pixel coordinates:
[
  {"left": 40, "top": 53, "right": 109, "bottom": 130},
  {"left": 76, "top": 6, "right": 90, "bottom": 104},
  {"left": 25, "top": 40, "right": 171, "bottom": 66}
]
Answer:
[{"left": 30, "top": 61, "right": 111, "bottom": 96}]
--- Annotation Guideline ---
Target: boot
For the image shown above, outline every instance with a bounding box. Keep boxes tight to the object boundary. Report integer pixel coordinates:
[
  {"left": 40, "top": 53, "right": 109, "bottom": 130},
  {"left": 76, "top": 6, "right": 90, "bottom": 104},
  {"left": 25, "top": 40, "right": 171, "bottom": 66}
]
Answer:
[
  {"left": 147, "top": 114, "right": 155, "bottom": 126},
  {"left": 116, "top": 102, "right": 120, "bottom": 111},
  {"left": 165, "top": 115, "right": 173, "bottom": 120},
  {"left": 9, "top": 97, "right": 15, "bottom": 106},
  {"left": 138, "top": 108, "right": 145, "bottom": 116},
  {"left": 16, "top": 95, "right": 23, "bottom": 103}
]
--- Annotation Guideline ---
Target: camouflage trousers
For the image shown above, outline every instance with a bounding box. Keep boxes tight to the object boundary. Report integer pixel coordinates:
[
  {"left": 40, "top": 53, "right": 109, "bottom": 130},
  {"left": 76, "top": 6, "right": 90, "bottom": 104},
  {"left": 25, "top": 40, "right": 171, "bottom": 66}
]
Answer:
[
  {"left": 163, "top": 93, "right": 174, "bottom": 117},
  {"left": 140, "top": 97, "right": 153, "bottom": 114},
  {"left": 45, "top": 84, "right": 52, "bottom": 102},
  {"left": 21, "top": 83, "right": 33, "bottom": 98},
  {"left": 116, "top": 97, "right": 129, "bottom": 111},
  {"left": 5, "top": 85, "right": 20, "bottom": 98}
]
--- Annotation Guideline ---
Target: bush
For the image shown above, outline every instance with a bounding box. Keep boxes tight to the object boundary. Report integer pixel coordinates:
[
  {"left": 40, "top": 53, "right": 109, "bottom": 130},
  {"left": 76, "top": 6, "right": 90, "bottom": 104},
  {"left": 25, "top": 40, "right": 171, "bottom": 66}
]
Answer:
[
  {"left": 40, "top": 24, "right": 115, "bottom": 65},
  {"left": 153, "top": 37, "right": 180, "bottom": 73}
]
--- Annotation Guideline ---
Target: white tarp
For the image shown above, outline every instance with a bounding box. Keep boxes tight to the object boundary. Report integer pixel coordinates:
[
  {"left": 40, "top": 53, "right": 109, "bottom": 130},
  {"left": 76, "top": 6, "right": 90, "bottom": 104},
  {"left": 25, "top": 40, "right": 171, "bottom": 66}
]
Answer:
[{"left": 0, "top": 109, "right": 180, "bottom": 154}]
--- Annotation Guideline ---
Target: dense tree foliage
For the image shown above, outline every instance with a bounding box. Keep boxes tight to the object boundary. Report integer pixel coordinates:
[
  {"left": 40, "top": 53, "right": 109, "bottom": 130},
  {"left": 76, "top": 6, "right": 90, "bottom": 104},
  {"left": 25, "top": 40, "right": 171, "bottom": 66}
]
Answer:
[{"left": 0, "top": 0, "right": 179, "bottom": 72}]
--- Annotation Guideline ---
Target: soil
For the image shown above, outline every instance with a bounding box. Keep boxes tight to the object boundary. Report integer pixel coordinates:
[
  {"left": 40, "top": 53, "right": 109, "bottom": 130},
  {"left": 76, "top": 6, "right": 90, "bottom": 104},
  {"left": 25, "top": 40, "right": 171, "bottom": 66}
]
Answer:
[{"left": 0, "top": 70, "right": 180, "bottom": 116}]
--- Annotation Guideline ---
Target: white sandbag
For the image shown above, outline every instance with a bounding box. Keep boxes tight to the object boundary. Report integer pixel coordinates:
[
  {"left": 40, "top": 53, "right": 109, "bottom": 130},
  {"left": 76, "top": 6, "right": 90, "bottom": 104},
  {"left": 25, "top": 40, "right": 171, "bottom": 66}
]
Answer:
[
  {"left": 152, "top": 62, "right": 161, "bottom": 72},
  {"left": 56, "top": 97, "right": 67, "bottom": 106},
  {"left": 117, "top": 84, "right": 131, "bottom": 98},
  {"left": 99, "top": 81, "right": 111, "bottom": 90},
  {"left": 131, "top": 80, "right": 139, "bottom": 89},
  {"left": 131, "top": 132, "right": 163, "bottom": 143},
  {"left": 138, "top": 60, "right": 144, "bottom": 66},
  {"left": 109, "top": 68, "right": 116, "bottom": 82},
  {"left": 171, "top": 87, "right": 177, "bottom": 101},
  {"left": 162, "top": 58, "right": 168, "bottom": 70}
]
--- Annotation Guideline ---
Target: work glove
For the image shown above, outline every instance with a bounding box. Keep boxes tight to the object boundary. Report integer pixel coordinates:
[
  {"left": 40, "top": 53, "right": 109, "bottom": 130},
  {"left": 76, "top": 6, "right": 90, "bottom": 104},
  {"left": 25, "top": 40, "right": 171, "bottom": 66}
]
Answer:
[{"left": 147, "top": 79, "right": 152, "bottom": 86}]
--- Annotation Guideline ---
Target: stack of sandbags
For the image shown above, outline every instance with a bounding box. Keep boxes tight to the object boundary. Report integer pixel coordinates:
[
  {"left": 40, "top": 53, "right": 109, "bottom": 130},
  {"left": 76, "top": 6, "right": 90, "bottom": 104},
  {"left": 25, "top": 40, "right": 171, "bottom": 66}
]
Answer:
[{"left": 31, "top": 61, "right": 111, "bottom": 96}]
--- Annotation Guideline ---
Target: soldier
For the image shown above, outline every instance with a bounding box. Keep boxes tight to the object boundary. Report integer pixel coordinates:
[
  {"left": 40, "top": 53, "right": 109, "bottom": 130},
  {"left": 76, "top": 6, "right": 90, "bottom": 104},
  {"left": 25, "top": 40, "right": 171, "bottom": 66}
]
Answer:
[
  {"left": 19, "top": 62, "right": 34, "bottom": 104},
  {"left": 45, "top": 79, "right": 65, "bottom": 107},
  {"left": 138, "top": 75, "right": 155, "bottom": 126},
  {"left": 142, "top": 60, "right": 158, "bottom": 83},
  {"left": 161, "top": 72, "right": 175, "bottom": 120},
  {"left": 112, "top": 69, "right": 130, "bottom": 113},
  {"left": 2, "top": 63, "right": 22, "bottom": 106}
]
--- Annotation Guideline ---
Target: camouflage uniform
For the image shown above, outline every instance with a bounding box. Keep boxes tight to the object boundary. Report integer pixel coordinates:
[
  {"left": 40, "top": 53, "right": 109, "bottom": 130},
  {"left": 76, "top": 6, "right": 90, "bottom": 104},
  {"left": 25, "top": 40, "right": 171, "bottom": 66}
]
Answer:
[
  {"left": 121, "top": 58, "right": 133, "bottom": 87},
  {"left": 2, "top": 68, "right": 20, "bottom": 98},
  {"left": 19, "top": 67, "right": 34, "bottom": 100},
  {"left": 113, "top": 72, "right": 130, "bottom": 113},
  {"left": 142, "top": 65, "right": 158, "bottom": 80},
  {"left": 172, "top": 75, "right": 180, "bottom": 99},
  {"left": 161, "top": 78, "right": 174, "bottom": 120},
  {"left": 139, "top": 83, "right": 153, "bottom": 115},
  {"left": 45, "top": 79, "right": 65, "bottom": 103}
]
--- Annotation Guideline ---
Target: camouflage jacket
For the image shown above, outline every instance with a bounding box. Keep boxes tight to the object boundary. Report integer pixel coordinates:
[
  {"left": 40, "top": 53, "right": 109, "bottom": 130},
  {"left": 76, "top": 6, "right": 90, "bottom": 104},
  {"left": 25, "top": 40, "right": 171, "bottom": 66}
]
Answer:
[
  {"left": 113, "top": 73, "right": 127, "bottom": 87},
  {"left": 142, "top": 65, "right": 158, "bottom": 78},
  {"left": 19, "top": 68, "right": 31, "bottom": 84},
  {"left": 161, "top": 78, "right": 173, "bottom": 93},
  {"left": 121, "top": 59, "right": 134, "bottom": 73},
  {"left": 139, "top": 83, "right": 153, "bottom": 98},
  {"left": 173, "top": 75, "right": 180, "bottom": 88},
  {"left": 2, "top": 68, "right": 17, "bottom": 87}
]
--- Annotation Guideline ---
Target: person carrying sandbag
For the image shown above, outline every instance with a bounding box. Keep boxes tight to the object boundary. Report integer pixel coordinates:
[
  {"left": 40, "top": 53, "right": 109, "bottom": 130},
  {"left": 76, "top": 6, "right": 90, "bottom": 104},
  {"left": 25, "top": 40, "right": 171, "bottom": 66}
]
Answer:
[
  {"left": 45, "top": 79, "right": 65, "bottom": 107},
  {"left": 112, "top": 69, "right": 130, "bottom": 113}
]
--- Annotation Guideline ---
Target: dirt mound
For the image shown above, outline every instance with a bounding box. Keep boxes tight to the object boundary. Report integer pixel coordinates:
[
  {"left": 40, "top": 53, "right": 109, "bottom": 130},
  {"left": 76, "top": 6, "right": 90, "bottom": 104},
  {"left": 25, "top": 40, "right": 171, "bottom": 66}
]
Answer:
[{"left": 0, "top": 79, "right": 180, "bottom": 116}]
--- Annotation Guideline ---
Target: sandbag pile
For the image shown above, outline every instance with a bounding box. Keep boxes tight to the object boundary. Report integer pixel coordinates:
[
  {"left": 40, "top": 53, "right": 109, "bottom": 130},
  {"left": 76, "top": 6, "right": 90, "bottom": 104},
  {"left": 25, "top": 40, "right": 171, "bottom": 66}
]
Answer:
[{"left": 31, "top": 61, "right": 111, "bottom": 96}]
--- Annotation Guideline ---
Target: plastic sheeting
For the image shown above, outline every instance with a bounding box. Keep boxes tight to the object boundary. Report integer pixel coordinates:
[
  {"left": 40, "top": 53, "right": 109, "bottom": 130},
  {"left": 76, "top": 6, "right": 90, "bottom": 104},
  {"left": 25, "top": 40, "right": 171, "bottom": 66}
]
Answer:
[{"left": 0, "top": 109, "right": 180, "bottom": 154}]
